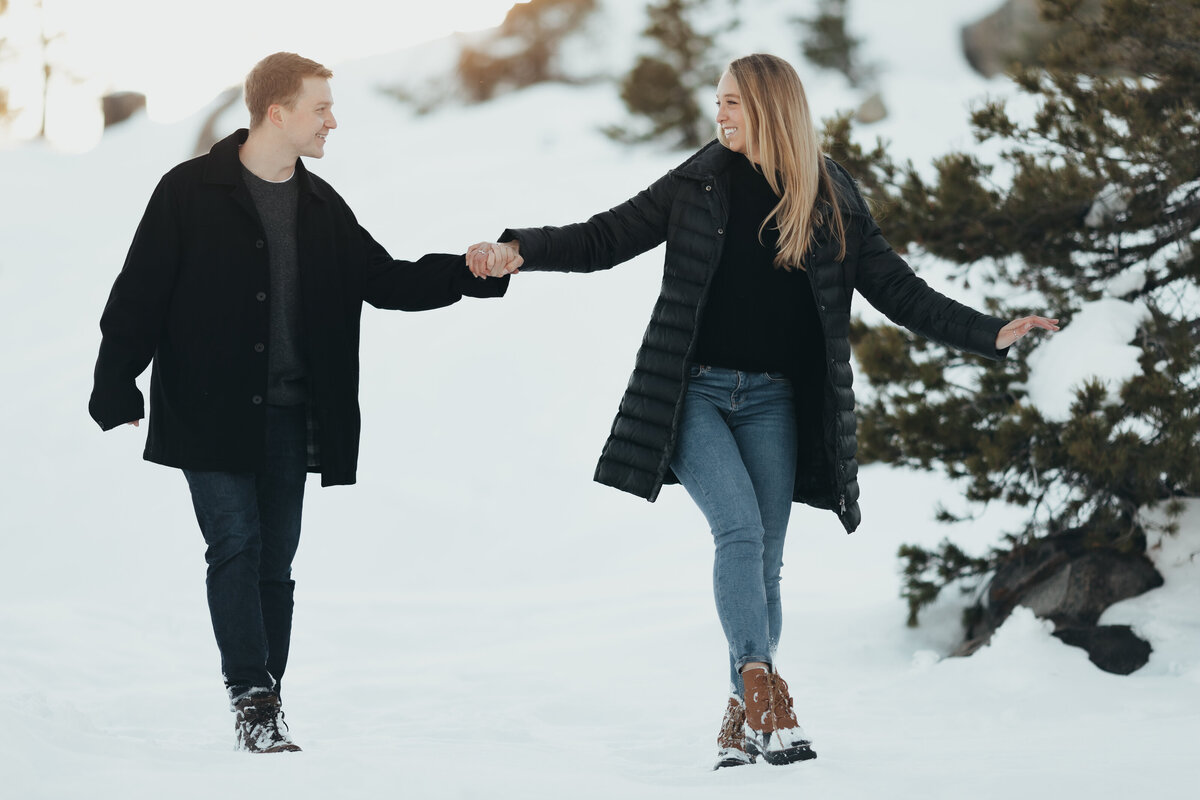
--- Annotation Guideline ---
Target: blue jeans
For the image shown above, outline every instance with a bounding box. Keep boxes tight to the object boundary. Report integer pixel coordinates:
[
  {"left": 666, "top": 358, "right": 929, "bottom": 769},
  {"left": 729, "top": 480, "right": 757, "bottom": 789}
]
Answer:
[
  {"left": 182, "top": 404, "right": 308, "bottom": 703},
  {"left": 669, "top": 365, "right": 797, "bottom": 698}
]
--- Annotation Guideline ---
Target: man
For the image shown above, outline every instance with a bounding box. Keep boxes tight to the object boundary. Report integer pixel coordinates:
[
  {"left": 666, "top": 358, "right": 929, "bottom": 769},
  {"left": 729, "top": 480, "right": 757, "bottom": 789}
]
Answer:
[{"left": 88, "top": 52, "right": 512, "bottom": 753}]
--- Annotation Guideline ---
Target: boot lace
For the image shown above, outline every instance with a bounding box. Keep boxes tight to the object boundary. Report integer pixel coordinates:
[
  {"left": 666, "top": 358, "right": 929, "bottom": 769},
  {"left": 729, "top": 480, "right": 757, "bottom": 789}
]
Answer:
[
  {"left": 239, "top": 697, "right": 292, "bottom": 750},
  {"left": 718, "top": 699, "right": 747, "bottom": 749},
  {"left": 765, "top": 674, "right": 797, "bottom": 728}
]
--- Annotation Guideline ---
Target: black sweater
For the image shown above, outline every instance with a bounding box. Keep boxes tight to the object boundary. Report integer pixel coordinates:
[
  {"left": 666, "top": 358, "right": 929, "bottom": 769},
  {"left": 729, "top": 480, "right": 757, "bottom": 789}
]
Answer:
[{"left": 691, "top": 155, "right": 824, "bottom": 376}]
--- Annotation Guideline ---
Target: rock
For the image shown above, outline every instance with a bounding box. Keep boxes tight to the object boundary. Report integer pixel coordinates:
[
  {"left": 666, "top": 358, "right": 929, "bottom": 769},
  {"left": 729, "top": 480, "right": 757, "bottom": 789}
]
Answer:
[
  {"left": 854, "top": 91, "right": 887, "bottom": 124},
  {"left": 1003, "top": 546, "right": 1162, "bottom": 629},
  {"left": 960, "top": 0, "right": 1102, "bottom": 78},
  {"left": 1053, "top": 625, "right": 1153, "bottom": 675},
  {"left": 101, "top": 92, "right": 146, "bottom": 128},
  {"left": 952, "top": 528, "right": 1163, "bottom": 674}
]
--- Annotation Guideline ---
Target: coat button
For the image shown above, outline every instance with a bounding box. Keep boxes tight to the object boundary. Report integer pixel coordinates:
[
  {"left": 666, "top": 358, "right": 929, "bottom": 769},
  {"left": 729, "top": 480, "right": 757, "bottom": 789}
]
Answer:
[
  {"left": 252, "top": 395, "right": 263, "bottom": 405},
  {"left": 256, "top": 292, "right": 267, "bottom": 302},
  {"left": 254, "top": 342, "right": 265, "bottom": 353},
  {"left": 255, "top": 239, "right": 265, "bottom": 249},
  {"left": 717, "top": 228, "right": 724, "bottom": 235},
  {"left": 705, "top": 185, "right": 712, "bottom": 191}
]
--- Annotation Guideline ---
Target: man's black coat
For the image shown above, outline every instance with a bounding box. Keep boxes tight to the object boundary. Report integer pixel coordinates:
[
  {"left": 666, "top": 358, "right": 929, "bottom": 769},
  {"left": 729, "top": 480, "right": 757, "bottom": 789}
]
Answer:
[{"left": 90, "top": 129, "right": 507, "bottom": 486}]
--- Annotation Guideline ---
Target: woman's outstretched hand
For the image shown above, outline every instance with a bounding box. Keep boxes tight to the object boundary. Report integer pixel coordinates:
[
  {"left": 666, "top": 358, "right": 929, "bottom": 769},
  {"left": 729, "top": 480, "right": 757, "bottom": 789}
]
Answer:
[
  {"left": 466, "top": 241, "right": 522, "bottom": 279},
  {"left": 996, "top": 315, "right": 1060, "bottom": 349}
]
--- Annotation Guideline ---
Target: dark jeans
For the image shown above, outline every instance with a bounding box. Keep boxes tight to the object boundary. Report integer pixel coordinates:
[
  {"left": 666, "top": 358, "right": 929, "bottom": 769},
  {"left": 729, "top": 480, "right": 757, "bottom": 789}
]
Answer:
[{"left": 182, "top": 404, "right": 307, "bottom": 704}]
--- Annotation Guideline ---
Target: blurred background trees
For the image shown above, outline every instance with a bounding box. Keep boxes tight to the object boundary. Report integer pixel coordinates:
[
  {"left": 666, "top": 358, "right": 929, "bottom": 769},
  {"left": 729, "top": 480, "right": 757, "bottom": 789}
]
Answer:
[
  {"left": 797, "top": 0, "right": 872, "bottom": 88},
  {"left": 456, "top": 0, "right": 598, "bottom": 102},
  {"left": 0, "top": 0, "right": 84, "bottom": 138},
  {"left": 611, "top": 0, "right": 720, "bottom": 148}
]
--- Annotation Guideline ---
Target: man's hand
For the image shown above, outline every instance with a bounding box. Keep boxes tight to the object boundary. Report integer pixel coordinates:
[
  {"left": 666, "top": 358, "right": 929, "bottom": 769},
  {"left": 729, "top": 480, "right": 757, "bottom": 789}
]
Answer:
[
  {"left": 466, "top": 241, "right": 522, "bottom": 279},
  {"left": 126, "top": 420, "right": 141, "bottom": 427},
  {"left": 995, "top": 315, "right": 1059, "bottom": 349}
]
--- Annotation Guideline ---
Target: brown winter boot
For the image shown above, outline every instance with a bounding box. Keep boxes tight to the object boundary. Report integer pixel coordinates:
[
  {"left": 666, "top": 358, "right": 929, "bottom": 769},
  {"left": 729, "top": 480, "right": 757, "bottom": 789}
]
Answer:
[
  {"left": 714, "top": 694, "right": 756, "bottom": 769},
  {"left": 233, "top": 691, "right": 302, "bottom": 753},
  {"left": 741, "top": 667, "right": 816, "bottom": 766}
]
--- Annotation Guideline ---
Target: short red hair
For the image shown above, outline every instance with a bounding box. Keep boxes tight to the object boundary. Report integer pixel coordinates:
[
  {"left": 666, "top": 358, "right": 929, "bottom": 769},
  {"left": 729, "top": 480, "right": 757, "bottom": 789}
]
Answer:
[{"left": 244, "top": 52, "right": 333, "bottom": 129}]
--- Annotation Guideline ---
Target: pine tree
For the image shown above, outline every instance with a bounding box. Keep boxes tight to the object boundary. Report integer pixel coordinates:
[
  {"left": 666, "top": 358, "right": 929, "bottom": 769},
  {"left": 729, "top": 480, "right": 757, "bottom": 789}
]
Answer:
[
  {"left": 797, "top": 0, "right": 873, "bottom": 88},
  {"left": 612, "top": 0, "right": 720, "bottom": 148},
  {"left": 821, "top": 0, "right": 1200, "bottom": 626}
]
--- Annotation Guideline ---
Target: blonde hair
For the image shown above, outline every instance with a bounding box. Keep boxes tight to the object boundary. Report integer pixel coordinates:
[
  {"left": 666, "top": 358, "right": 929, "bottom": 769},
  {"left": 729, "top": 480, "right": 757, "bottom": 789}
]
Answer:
[
  {"left": 720, "top": 54, "right": 846, "bottom": 269},
  {"left": 244, "top": 52, "right": 333, "bottom": 129}
]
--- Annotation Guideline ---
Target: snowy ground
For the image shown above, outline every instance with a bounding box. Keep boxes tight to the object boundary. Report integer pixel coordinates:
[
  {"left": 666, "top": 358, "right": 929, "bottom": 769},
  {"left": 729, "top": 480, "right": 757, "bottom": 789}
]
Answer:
[{"left": 1, "top": 1, "right": 1197, "bottom": 798}]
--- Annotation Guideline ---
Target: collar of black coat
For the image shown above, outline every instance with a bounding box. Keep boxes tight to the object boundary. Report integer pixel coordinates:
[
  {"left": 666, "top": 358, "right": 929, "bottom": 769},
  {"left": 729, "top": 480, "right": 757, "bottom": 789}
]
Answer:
[
  {"left": 670, "top": 139, "right": 737, "bottom": 180},
  {"left": 202, "top": 128, "right": 330, "bottom": 203},
  {"left": 670, "top": 139, "right": 869, "bottom": 217}
]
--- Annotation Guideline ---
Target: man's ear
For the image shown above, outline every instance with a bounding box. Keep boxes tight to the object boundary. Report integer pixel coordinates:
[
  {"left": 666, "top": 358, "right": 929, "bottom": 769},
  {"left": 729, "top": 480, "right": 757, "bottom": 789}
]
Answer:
[{"left": 267, "top": 103, "right": 286, "bottom": 129}]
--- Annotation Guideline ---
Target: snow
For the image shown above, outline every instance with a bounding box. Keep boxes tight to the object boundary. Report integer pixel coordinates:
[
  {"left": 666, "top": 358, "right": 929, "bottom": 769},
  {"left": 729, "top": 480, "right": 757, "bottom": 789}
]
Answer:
[
  {"left": 1104, "top": 265, "right": 1148, "bottom": 298},
  {"left": 0, "top": 1, "right": 1195, "bottom": 798},
  {"left": 1023, "top": 298, "right": 1151, "bottom": 423},
  {"left": 1103, "top": 502, "right": 1200, "bottom": 680},
  {"left": 1085, "top": 184, "right": 1133, "bottom": 228}
]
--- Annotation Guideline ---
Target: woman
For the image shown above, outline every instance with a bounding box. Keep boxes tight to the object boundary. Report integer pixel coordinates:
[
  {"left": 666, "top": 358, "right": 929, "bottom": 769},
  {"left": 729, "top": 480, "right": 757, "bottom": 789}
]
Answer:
[{"left": 467, "top": 54, "right": 1057, "bottom": 769}]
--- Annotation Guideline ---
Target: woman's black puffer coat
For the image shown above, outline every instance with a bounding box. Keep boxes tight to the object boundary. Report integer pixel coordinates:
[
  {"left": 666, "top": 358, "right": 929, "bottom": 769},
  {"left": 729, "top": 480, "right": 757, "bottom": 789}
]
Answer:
[{"left": 501, "top": 141, "right": 1007, "bottom": 533}]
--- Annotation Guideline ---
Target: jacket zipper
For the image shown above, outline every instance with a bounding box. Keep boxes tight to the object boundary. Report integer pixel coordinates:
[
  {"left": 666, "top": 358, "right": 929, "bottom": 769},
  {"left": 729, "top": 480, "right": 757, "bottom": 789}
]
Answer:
[
  {"left": 800, "top": 253, "right": 846, "bottom": 516},
  {"left": 663, "top": 176, "right": 727, "bottom": 480}
]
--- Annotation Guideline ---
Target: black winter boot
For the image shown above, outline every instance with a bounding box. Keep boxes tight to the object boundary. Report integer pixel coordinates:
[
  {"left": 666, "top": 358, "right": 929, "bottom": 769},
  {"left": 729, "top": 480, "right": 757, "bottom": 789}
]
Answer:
[{"left": 233, "top": 690, "right": 301, "bottom": 753}]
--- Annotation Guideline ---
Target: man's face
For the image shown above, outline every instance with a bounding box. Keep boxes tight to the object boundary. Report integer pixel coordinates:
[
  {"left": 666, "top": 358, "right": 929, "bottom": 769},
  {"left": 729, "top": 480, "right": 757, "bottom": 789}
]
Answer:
[{"left": 280, "top": 76, "right": 337, "bottom": 159}]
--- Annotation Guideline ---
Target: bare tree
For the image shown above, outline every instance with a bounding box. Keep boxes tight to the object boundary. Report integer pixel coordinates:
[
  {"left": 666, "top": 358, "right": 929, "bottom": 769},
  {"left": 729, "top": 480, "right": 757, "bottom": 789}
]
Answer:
[
  {"left": 28, "top": 0, "right": 79, "bottom": 138},
  {"left": 0, "top": 0, "right": 11, "bottom": 121}
]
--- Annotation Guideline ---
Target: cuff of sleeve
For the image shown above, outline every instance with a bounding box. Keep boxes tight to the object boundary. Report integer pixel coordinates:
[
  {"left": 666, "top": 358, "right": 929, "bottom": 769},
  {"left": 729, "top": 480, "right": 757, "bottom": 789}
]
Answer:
[
  {"left": 456, "top": 260, "right": 510, "bottom": 298},
  {"left": 90, "top": 390, "right": 145, "bottom": 431},
  {"left": 975, "top": 316, "right": 1009, "bottom": 361},
  {"left": 499, "top": 228, "right": 542, "bottom": 270}
]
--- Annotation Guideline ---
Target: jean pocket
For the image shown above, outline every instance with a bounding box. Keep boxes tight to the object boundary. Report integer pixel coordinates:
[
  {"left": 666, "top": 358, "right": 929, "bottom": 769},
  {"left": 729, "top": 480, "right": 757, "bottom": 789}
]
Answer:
[
  {"left": 764, "top": 371, "right": 790, "bottom": 383},
  {"left": 688, "top": 364, "right": 707, "bottom": 379}
]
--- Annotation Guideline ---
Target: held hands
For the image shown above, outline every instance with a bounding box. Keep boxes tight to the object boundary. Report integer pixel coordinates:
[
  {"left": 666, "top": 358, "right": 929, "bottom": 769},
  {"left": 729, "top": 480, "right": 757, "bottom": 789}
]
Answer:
[
  {"left": 466, "top": 241, "right": 522, "bottom": 279},
  {"left": 996, "top": 316, "right": 1060, "bottom": 350}
]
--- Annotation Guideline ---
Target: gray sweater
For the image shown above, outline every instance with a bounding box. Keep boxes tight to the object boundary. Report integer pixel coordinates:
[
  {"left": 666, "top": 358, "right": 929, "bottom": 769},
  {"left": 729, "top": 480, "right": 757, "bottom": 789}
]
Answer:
[{"left": 242, "top": 165, "right": 307, "bottom": 406}]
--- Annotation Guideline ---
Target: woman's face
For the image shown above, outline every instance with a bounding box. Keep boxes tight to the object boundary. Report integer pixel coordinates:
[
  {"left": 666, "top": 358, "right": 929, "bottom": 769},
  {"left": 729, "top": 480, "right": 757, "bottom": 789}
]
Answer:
[{"left": 716, "top": 71, "right": 747, "bottom": 155}]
